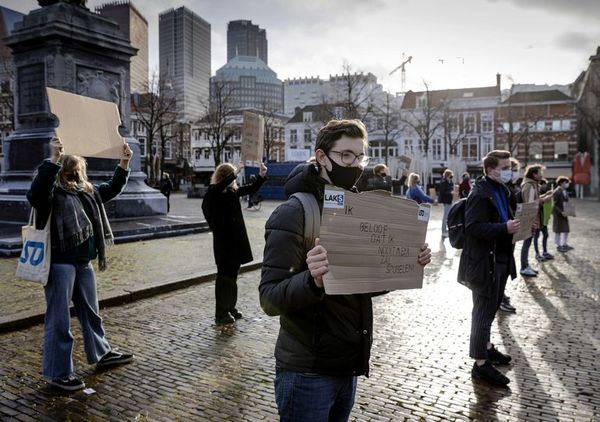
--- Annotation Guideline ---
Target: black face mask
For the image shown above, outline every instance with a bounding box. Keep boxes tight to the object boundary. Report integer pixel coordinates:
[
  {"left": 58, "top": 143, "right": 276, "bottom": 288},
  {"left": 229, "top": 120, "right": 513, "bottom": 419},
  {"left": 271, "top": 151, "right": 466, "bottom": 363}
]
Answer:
[
  {"left": 66, "top": 173, "right": 81, "bottom": 183},
  {"left": 325, "top": 154, "right": 364, "bottom": 190}
]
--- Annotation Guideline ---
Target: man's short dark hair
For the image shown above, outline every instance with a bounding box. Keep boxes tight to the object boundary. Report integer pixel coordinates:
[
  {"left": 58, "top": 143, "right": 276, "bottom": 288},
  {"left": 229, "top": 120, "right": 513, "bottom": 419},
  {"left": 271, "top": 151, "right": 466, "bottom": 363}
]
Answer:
[
  {"left": 556, "top": 176, "right": 570, "bottom": 185},
  {"left": 524, "top": 164, "right": 544, "bottom": 179},
  {"left": 315, "top": 119, "right": 368, "bottom": 154},
  {"left": 483, "top": 150, "right": 511, "bottom": 175}
]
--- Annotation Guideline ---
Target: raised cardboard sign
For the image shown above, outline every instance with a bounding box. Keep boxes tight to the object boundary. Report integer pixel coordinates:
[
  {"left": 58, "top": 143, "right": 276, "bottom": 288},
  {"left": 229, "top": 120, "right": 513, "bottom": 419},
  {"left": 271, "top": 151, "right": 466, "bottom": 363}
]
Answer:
[
  {"left": 46, "top": 87, "right": 124, "bottom": 159},
  {"left": 241, "top": 111, "right": 264, "bottom": 166},
  {"left": 320, "top": 186, "right": 430, "bottom": 295},
  {"left": 512, "top": 201, "right": 539, "bottom": 243}
]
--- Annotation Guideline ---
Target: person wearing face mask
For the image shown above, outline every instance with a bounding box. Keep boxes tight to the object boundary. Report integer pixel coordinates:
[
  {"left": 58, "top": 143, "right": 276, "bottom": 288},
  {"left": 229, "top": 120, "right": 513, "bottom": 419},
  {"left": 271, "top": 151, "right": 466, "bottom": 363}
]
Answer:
[
  {"left": 458, "top": 150, "right": 520, "bottom": 387},
  {"left": 552, "top": 176, "right": 572, "bottom": 252},
  {"left": 27, "top": 137, "right": 134, "bottom": 392},
  {"left": 369, "top": 163, "right": 393, "bottom": 191},
  {"left": 406, "top": 172, "right": 434, "bottom": 204},
  {"left": 259, "top": 119, "right": 432, "bottom": 421},
  {"left": 202, "top": 162, "right": 267, "bottom": 325},
  {"left": 459, "top": 172, "right": 472, "bottom": 198}
]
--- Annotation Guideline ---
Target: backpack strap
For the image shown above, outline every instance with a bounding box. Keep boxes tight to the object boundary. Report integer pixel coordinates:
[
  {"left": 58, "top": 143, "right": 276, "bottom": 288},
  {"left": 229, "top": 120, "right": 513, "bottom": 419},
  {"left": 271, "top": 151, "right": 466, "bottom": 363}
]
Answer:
[{"left": 291, "top": 192, "right": 321, "bottom": 253}]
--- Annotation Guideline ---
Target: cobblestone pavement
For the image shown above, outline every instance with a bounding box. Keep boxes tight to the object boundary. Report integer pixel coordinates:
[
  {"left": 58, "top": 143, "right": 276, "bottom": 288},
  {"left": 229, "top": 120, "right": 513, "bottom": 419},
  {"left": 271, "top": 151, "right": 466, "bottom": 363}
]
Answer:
[
  {"left": 0, "top": 194, "right": 277, "bottom": 321},
  {"left": 0, "top": 199, "right": 599, "bottom": 420}
]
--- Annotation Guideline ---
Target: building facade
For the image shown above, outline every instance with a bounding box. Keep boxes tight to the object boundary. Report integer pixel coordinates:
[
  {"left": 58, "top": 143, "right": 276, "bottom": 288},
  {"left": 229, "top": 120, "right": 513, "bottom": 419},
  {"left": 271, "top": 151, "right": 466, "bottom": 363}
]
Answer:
[
  {"left": 159, "top": 7, "right": 210, "bottom": 121},
  {"left": 496, "top": 89, "right": 578, "bottom": 179},
  {"left": 191, "top": 109, "right": 286, "bottom": 179},
  {"left": 212, "top": 55, "right": 283, "bottom": 114},
  {"left": 399, "top": 80, "right": 501, "bottom": 181},
  {"left": 227, "top": 20, "right": 268, "bottom": 64},
  {"left": 96, "top": 1, "right": 149, "bottom": 94}
]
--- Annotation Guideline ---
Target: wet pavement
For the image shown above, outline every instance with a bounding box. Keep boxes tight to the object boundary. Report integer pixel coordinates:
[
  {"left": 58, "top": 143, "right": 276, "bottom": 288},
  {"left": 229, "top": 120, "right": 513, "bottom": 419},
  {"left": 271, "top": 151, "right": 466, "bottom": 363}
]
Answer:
[{"left": 0, "top": 198, "right": 599, "bottom": 420}]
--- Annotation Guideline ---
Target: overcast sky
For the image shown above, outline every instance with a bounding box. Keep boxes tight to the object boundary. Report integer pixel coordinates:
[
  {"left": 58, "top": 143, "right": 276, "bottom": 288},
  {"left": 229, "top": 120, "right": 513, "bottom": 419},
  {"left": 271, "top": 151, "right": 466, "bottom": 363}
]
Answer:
[{"left": 3, "top": 0, "right": 599, "bottom": 93}]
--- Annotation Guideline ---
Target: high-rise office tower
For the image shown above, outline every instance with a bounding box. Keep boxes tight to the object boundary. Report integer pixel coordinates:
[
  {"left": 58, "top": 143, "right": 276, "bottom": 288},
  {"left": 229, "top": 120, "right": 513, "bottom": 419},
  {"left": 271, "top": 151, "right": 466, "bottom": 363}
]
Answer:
[
  {"left": 227, "top": 20, "right": 267, "bottom": 64},
  {"left": 96, "top": 1, "right": 149, "bottom": 94},
  {"left": 159, "top": 7, "right": 211, "bottom": 121}
]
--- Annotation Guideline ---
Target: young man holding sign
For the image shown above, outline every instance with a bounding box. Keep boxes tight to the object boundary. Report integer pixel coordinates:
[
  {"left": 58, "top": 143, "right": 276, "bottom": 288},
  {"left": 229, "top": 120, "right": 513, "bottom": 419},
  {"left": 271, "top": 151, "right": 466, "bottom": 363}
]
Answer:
[
  {"left": 259, "top": 119, "right": 431, "bottom": 421},
  {"left": 458, "top": 150, "right": 521, "bottom": 386}
]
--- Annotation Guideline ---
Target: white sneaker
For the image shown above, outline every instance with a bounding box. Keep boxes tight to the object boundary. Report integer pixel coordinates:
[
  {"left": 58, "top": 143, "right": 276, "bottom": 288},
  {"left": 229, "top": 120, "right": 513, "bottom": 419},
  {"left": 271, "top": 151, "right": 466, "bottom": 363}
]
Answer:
[{"left": 520, "top": 266, "right": 537, "bottom": 277}]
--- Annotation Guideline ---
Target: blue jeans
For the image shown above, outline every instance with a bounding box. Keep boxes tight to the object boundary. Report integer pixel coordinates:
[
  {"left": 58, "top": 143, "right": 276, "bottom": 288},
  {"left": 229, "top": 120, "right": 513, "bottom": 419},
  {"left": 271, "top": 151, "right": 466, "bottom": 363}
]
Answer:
[
  {"left": 43, "top": 263, "right": 111, "bottom": 379},
  {"left": 275, "top": 368, "right": 357, "bottom": 422},
  {"left": 442, "top": 203, "right": 452, "bottom": 236}
]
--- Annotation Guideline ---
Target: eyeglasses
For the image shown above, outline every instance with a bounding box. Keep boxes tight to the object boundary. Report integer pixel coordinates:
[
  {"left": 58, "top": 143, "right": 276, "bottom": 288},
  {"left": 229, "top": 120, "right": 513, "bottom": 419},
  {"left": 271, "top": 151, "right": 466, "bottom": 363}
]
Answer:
[{"left": 328, "top": 150, "right": 370, "bottom": 167}]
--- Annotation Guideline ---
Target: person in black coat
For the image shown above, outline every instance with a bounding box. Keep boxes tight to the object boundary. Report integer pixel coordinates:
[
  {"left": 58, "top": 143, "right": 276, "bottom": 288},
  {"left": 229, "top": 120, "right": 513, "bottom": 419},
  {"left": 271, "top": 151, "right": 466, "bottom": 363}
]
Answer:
[
  {"left": 27, "top": 137, "right": 134, "bottom": 392},
  {"left": 259, "top": 119, "right": 432, "bottom": 420},
  {"left": 438, "top": 169, "right": 454, "bottom": 238},
  {"left": 202, "top": 162, "right": 267, "bottom": 325},
  {"left": 160, "top": 173, "right": 174, "bottom": 213},
  {"left": 457, "top": 150, "right": 520, "bottom": 387}
]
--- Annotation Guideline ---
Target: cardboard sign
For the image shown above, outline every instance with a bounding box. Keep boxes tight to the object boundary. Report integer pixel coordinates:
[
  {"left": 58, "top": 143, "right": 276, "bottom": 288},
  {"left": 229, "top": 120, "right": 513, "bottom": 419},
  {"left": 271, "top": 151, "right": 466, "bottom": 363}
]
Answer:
[
  {"left": 320, "top": 186, "right": 430, "bottom": 295},
  {"left": 512, "top": 202, "right": 539, "bottom": 243},
  {"left": 46, "top": 87, "right": 124, "bottom": 159},
  {"left": 563, "top": 202, "right": 576, "bottom": 217},
  {"left": 241, "top": 111, "right": 264, "bottom": 166}
]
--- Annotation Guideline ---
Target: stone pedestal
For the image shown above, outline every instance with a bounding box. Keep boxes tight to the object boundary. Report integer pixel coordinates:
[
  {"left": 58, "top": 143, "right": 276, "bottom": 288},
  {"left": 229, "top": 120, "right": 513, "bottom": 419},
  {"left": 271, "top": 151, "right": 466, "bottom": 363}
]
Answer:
[{"left": 0, "top": 2, "right": 166, "bottom": 223}]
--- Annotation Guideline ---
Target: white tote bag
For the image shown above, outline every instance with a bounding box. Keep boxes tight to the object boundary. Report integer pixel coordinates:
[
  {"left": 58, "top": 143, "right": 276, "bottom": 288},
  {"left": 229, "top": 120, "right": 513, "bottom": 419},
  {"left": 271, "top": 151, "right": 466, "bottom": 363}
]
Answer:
[{"left": 16, "top": 209, "right": 52, "bottom": 286}]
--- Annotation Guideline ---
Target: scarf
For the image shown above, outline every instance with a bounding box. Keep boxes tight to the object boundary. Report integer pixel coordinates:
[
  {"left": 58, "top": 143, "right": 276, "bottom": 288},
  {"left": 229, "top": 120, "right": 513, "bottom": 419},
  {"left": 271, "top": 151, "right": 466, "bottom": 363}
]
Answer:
[
  {"left": 491, "top": 184, "right": 509, "bottom": 223},
  {"left": 53, "top": 186, "right": 114, "bottom": 271}
]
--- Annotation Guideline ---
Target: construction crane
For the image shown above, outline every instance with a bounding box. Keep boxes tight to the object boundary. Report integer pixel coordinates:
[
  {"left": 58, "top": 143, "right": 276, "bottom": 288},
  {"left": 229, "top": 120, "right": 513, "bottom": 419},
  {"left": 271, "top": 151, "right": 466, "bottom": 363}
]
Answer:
[{"left": 389, "top": 55, "right": 412, "bottom": 91}]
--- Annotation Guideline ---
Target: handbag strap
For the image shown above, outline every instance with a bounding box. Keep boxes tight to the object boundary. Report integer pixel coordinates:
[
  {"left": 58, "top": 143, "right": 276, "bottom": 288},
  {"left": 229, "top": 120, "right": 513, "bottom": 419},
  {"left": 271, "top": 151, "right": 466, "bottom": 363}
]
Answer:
[{"left": 29, "top": 207, "right": 52, "bottom": 230}]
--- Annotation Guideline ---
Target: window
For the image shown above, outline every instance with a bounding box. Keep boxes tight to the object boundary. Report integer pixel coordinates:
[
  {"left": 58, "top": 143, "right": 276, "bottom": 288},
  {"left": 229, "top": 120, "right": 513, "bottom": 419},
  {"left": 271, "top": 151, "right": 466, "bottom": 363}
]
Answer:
[
  {"left": 552, "top": 120, "right": 561, "bottom": 131},
  {"left": 554, "top": 142, "right": 568, "bottom": 161},
  {"left": 194, "top": 130, "right": 200, "bottom": 141},
  {"left": 303, "top": 112, "right": 313, "bottom": 122},
  {"left": 304, "top": 129, "right": 311, "bottom": 144},
  {"left": 416, "top": 95, "right": 427, "bottom": 108},
  {"left": 138, "top": 137, "right": 146, "bottom": 157},
  {"left": 204, "top": 148, "right": 210, "bottom": 159},
  {"left": 418, "top": 139, "right": 425, "bottom": 154},
  {"left": 290, "top": 129, "right": 297, "bottom": 144},
  {"left": 536, "top": 121, "right": 545, "bottom": 132},
  {"left": 481, "top": 136, "right": 493, "bottom": 156},
  {"left": 165, "top": 141, "right": 172, "bottom": 160},
  {"left": 481, "top": 120, "right": 493, "bottom": 133},
  {"left": 529, "top": 142, "right": 543, "bottom": 161},
  {"left": 194, "top": 149, "right": 201, "bottom": 160},
  {"left": 334, "top": 107, "right": 344, "bottom": 120},
  {"left": 465, "top": 116, "right": 475, "bottom": 134},
  {"left": 449, "top": 117, "right": 459, "bottom": 133},
  {"left": 432, "top": 138, "right": 442, "bottom": 160},
  {"left": 404, "top": 139, "right": 413, "bottom": 155},
  {"left": 462, "top": 137, "right": 478, "bottom": 161},
  {"left": 545, "top": 121, "right": 552, "bottom": 131},
  {"left": 561, "top": 119, "right": 571, "bottom": 131}
]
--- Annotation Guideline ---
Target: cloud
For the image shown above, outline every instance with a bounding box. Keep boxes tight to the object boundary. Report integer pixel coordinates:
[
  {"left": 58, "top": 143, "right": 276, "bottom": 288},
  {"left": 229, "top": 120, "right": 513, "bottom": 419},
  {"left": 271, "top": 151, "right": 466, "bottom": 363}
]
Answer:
[
  {"left": 487, "top": 0, "right": 600, "bottom": 19},
  {"left": 555, "top": 31, "right": 594, "bottom": 50}
]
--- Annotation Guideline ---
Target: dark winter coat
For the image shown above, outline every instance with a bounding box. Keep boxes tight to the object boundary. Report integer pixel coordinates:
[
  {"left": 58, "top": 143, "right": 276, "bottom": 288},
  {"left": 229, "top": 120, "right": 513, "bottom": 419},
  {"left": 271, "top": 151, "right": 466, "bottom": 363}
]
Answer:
[
  {"left": 552, "top": 187, "right": 570, "bottom": 233},
  {"left": 259, "top": 162, "right": 374, "bottom": 377},
  {"left": 437, "top": 179, "right": 454, "bottom": 204},
  {"left": 459, "top": 178, "right": 471, "bottom": 198},
  {"left": 202, "top": 173, "right": 265, "bottom": 269},
  {"left": 26, "top": 159, "right": 129, "bottom": 265},
  {"left": 457, "top": 176, "right": 516, "bottom": 297}
]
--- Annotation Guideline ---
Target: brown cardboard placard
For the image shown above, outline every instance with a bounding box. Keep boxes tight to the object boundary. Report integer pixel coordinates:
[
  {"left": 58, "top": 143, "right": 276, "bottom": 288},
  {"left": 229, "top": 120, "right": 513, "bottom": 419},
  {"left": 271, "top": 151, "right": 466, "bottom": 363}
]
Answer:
[
  {"left": 241, "top": 111, "right": 264, "bottom": 166},
  {"left": 46, "top": 87, "right": 124, "bottom": 159},
  {"left": 512, "top": 201, "right": 538, "bottom": 243},
  {"left": 320, "top": 185, "right": 430, "bottom": 295}
]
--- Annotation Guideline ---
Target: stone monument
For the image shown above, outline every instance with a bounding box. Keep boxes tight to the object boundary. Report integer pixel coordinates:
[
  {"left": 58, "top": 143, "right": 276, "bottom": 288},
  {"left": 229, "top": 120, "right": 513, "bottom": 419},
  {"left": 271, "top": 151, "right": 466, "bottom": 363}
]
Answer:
[{"left": 0, "top": 0, "right": 166, "bottom": 222}]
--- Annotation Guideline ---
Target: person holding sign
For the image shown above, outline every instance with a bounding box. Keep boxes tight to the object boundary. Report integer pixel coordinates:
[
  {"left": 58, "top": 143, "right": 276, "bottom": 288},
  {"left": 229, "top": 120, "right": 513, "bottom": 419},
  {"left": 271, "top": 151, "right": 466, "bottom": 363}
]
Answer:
[
  {"left": 259, "top": 119, "right": 431, "bottom": 421},
  {"left": 202, "top": 162, "right": 267, "bottom": 325},
  {"left": 457, "top": 150, "right": 521, "bottom": 387},
  {"left": 552, "top": 176, "right": 572, "bottom": 252},
  {"left": 26, "top": 137, "right": 134, "bottom": 392}
]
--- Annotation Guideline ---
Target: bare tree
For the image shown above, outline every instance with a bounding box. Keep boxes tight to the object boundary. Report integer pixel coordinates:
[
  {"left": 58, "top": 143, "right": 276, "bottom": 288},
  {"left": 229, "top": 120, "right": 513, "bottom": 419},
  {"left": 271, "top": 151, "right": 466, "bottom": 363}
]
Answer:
[
  {"left": 132, "top": 72, "right": 178, "bottom": 184},
  {"left": 259, "top": 100, "right": 281, "bottom": 162},
  {"left": 202, "top": 80, "right": 236, "bottom": 168},
  {"left": 321, "top": 63, "right": 377, "bottom": 121},
  {"left": 441, "top": 102, "right": 468, "bottom": 159},
  {"left": 372, "top": 92, "right": 401, "bottom": 165},
  {"left": 0, "top": 54, "right": 15, "bottom": 134},
  {"left": 400, "top": 82, "right": 445, "bottom": 156}
]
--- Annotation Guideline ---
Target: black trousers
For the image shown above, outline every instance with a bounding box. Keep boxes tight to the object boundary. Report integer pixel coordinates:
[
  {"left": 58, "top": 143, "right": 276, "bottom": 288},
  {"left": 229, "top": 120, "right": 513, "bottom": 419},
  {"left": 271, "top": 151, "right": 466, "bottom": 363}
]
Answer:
[
  {"left": 215, "top": 263, "right": 240, "bottom": 319},
  {"left": 469, "top": 262, "right": 509, "bottom": 359}
]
